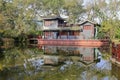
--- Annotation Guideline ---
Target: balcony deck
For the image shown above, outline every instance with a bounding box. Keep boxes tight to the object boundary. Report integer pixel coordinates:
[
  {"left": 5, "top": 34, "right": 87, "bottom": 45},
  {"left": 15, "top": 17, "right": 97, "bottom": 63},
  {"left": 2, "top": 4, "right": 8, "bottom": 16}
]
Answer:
[{"left": 42, "top": 26, "right": 81, "bottom": 31}]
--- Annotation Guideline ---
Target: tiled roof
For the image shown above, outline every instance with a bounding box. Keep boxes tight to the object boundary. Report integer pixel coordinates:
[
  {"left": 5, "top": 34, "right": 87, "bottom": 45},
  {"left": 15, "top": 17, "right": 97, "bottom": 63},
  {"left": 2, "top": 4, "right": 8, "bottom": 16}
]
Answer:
[
  {"left": 79, "top": 20, "right": 96, "bottom": 25},
  {"left": 42, "top": 15, "right": 64, "bottom": 20}
]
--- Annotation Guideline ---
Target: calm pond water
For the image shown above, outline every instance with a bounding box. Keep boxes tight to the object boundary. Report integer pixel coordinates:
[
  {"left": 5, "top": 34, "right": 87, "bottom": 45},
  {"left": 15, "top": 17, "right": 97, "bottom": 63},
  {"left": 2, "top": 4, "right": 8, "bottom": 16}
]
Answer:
[{"left": 0, "top": 44, "right": 119, "bottom": 80}]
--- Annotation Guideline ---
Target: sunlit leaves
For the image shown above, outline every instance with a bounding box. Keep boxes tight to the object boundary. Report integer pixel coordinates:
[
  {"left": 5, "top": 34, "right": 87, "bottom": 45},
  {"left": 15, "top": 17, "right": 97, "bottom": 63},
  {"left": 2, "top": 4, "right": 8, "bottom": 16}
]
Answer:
[{"left": 101, "top": 21, "right": 112, "bottom": 32}]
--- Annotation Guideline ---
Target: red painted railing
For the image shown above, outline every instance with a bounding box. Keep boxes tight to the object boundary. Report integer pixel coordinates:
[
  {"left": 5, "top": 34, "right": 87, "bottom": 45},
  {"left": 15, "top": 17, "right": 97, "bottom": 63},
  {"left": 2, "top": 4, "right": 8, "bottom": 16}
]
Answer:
[
  {"left": 112, "top": 43, "right": 120, "bottom": 62},
  {"left": 37, "top": 39, "right": 110, "bottom": 47}
]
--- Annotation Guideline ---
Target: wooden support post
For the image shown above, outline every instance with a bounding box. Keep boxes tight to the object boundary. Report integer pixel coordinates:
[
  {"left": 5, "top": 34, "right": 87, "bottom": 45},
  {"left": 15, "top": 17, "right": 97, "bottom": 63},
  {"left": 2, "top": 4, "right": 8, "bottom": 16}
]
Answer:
[
  {"left": 60, "top": 31, "right": 61, "bottom": 39},
  {"left": 43, "top": 32, "right": 45, "bottom": 39},
  {"left": 67, "top": 31, "right": 69, "bottom": 39}
]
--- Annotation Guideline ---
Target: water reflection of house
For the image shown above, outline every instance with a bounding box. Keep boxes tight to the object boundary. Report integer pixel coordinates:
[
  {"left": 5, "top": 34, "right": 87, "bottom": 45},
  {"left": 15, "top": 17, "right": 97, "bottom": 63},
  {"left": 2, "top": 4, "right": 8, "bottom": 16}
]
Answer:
[
  {"left": 43, "top": 46, "right": 57, "bottom": 54},
  {"left": 43, "top": 46, "right": 80, "bottom": 55},
  {"left": 0, "top": 38, "right": 14, "bottom": 49},
  {"left": 79, "top": 48, "right": 94, "bottom": 64},
  {"left": 43, "top": 55, "right": 66, "bottom": 65},
  {"left": 41, "top": 16, "right": 98, "bottom": 39},
  {"left": 42, "top": 46, "right": 100, "bottom": 65}
]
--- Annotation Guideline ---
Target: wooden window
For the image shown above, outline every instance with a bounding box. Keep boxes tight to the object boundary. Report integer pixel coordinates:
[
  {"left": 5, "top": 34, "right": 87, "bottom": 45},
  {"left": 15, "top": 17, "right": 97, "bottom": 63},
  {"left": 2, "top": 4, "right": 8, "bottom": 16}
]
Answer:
[
  {"left": 44, "top": 20, "right": 56, "bottom": 27},
  {"left": 61, "top": 32, "right": 68, "bottom": 35},
  {"left": 74, "top": 32, "right": 79, "bottom": 36},
  {"left": 83, "top": 25, "right": 93, "bottom": 30},
  {"left": 44, "top": 21, "right": 50, "bottom": 26},
  {"left": 69, "top": 32, "right": 74, "bottom": 35}
]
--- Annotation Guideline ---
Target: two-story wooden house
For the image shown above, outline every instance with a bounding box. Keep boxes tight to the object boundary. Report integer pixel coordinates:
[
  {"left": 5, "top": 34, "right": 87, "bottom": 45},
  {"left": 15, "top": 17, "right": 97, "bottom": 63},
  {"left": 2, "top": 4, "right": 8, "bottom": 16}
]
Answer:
[
  {"left": 37, "top": 16, "right": 110, "bottom": 47},
  {"left": 41, "top": 16, "right": 97, "bottom": 40}
]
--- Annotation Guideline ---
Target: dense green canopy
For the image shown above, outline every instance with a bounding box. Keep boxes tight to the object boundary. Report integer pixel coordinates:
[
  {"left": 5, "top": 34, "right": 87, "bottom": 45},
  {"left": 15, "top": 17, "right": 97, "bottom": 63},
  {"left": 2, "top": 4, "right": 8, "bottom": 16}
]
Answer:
[{"left": 0, "top": 0, "right": 120, "bottom": 39}]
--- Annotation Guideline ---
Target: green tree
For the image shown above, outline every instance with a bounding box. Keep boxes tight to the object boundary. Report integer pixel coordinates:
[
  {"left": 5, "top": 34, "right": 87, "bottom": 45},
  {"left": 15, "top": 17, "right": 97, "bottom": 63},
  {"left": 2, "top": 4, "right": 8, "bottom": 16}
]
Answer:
[
  {"left": 85, "top": 0, "right": 120, "bottom": 39},
  {"left": 0, "top": 0, "right": 85, "bottom": 37},
  {"left": 0, "top": 0, "right": 39, "bottom": 37},
  {"left": 63, "top": 0, "right": 84, "bottom": 23},
  {"left": 41, "top": 0, "right": 64, "bottom": 15}
]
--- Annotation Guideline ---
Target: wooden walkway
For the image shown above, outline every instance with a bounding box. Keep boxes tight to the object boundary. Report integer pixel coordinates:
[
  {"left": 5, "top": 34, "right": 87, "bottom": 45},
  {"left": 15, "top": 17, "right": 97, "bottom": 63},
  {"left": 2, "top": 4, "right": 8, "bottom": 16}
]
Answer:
[{"left": 37, "top": 39, "right": 110, "bottom": 47}]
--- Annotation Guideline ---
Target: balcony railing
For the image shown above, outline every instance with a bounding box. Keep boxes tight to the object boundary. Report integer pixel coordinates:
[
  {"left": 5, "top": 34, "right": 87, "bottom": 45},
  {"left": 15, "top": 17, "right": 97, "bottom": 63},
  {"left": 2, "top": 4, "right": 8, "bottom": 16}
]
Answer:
[{"left": 42, "top": 23, "right": 82, "bottom": 31}]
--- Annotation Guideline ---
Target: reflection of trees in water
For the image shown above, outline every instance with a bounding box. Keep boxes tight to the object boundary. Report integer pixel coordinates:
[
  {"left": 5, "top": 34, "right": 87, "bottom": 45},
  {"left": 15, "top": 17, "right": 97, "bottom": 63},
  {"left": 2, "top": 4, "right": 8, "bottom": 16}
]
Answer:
[
  {"left": 42, "top": 65, "right": 84, "bottom": 80},
  {"left": 40, "top": 63, "right": 112, "bottom": 80},
  {"left": 0, "top": 45, "right": 114, "bottom": 80},
  {"left": 98, "top": 46, "right": 111, "bottom": 61},
  {"left": 98, "top": 46, "right": 110, "bottom": 54},
  {"left": 0, "top": 46, "right": 45, "bottom": 80},
  {"left": 0, "top": 62, "right": 113, "bottom": 80},
  {"left": 112, "top": 63, "right": 120, "bottom": 80},
  {"left": 0, "top": 46, "right": 43, "bottom": 70},
  {"left": 76, "top": 62, "right": 111, "bottom": 80},
  {"left": 0, "top": 38, "right": 14, "bottom": 49}
]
